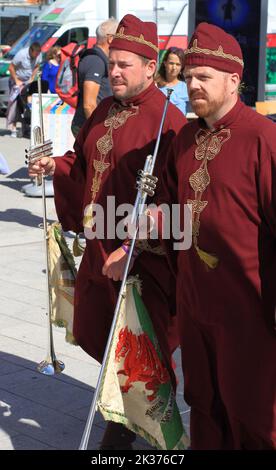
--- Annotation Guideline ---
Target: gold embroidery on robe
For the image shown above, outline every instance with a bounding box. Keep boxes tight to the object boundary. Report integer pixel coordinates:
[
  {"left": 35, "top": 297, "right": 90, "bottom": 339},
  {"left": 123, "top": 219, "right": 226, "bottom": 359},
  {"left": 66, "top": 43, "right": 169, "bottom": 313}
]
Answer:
[
  {"left": 83, "top": 103, "right": 139, "bottom": 228},
  {"left": 188, "top": 128, "right": 231, "bottom": 268}
]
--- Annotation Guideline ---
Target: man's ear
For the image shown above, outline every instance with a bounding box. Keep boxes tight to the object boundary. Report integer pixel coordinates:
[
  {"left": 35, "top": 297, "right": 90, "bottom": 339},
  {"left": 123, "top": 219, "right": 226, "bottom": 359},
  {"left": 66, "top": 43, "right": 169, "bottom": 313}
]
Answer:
[
  {"left": 146, "top": 60, "right": 157, "bottom": 79},
  {"left": 230, "top": 72, "right": 240, "bottom": 94},
  {"left": 106, "top": 34, "right": 114, "bottom": 46}
]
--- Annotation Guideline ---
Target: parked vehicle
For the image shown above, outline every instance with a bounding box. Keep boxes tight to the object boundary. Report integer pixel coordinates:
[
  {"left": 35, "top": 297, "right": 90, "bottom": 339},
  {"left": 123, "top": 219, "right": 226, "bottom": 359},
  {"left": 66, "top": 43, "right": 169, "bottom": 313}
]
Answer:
[{"left": 0, "top": 0, "right": 189, "bottom": 114}]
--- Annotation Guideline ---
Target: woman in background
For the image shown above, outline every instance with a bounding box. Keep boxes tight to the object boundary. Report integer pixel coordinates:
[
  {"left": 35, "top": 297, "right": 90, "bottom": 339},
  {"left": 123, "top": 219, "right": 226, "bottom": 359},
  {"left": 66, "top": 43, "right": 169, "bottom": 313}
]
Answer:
[
  {"left": 41, "top": 46, "right": 61, "bottom": 93},
  {"left": 156, "top": 46, "right": 188, "bottom": 115}
]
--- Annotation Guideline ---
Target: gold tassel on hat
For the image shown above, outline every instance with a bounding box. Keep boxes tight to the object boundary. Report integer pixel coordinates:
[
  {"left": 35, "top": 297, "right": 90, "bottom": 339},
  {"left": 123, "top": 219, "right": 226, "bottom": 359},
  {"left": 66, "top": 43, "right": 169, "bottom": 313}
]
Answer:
[{"left": 195, "top": 245, "right": 219, "bottom": 269}]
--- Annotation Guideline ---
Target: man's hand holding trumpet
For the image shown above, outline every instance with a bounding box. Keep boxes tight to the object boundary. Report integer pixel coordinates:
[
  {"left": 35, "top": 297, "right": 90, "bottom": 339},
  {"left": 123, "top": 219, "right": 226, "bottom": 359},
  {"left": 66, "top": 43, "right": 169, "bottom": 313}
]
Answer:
[{"left": 25, "top": 137, "right": 55, "bottom": 178}]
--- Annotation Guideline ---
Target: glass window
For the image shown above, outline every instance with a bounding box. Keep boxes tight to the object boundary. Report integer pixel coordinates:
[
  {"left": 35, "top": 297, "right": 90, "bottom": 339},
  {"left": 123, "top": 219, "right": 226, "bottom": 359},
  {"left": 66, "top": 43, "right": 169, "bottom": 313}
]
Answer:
[
  {"left": 55, "top": 27, "right": 89, "bottom": 48},
  {"left": 5, "top": 24, "right": 59, "bottom": 59}
]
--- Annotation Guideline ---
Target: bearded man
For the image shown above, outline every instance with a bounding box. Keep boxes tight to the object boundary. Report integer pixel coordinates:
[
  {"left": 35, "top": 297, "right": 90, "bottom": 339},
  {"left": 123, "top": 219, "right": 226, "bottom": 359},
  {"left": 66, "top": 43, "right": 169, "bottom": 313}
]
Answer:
[
  {"left": 153, "top": 22, "right": 276, "bottom": 450},
  {"left": 29, "top": 14, "right": 186, "bottom": 449}
]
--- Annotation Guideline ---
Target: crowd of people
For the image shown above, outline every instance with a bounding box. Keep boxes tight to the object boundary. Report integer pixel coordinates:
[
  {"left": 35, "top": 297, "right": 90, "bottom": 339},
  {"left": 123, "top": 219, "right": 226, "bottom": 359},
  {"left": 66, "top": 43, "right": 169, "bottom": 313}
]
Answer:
[
  {"left": 3, "top": 11, "right": 275, "bottom": 451},
  {"left": 5, "top": 20, "right": 190, "bottom": 140}
]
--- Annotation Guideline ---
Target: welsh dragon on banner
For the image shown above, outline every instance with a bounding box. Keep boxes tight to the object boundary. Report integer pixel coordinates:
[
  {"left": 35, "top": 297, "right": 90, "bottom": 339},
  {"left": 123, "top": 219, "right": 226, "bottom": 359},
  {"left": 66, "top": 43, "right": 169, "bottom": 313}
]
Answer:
[{"left": 98, "top": 276, "right": 189, "bottom": 450}]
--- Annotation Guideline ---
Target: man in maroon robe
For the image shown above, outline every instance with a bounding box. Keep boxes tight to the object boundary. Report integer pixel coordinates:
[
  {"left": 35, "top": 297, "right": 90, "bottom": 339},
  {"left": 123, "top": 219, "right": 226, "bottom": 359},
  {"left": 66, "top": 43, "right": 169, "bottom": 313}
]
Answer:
[
  {"left": 28, "top": 14, "right": 186, "bottom": 449},
  {"left": 153, "top": 22, "right": 276, "bottom": 449}
]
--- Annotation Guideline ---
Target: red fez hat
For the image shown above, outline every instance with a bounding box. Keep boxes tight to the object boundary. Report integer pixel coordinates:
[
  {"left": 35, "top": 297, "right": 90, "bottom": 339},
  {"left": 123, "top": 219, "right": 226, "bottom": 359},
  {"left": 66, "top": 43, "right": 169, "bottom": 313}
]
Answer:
[
  {"left": 110, "top": 14, "right": 158, "bottom": 61},
  {"left": 185, "top": 22, "right": 244, "bottom": 78}
]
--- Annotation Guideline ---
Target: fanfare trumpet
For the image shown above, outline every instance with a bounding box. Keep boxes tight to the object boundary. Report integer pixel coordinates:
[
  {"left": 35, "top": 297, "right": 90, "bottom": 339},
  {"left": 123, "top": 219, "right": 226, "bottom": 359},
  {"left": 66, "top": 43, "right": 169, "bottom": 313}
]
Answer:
[{"left": 25, "top": 71, "right": 65, "bottom": 375}]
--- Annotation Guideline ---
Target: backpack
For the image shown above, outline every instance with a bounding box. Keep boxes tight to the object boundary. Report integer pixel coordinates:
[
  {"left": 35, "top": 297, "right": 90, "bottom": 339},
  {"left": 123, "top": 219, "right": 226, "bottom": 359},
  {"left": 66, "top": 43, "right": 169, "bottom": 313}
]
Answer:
[{"left": 55, "top": 42, "right": 108, "bottom": 108}]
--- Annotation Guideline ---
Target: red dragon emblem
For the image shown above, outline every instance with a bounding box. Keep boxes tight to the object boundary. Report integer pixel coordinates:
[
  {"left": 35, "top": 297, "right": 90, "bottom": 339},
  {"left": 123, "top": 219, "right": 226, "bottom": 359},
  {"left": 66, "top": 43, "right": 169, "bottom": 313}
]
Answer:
[{"left": 115, "top": 327, "right": 170, "bottom": 402}]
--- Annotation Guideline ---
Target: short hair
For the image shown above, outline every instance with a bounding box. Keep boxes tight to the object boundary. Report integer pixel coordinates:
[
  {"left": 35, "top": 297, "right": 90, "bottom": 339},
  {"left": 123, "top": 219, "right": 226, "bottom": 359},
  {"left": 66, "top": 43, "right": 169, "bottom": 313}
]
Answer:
[
  {"left": 29, "top": 42, "right": 41, "bottom": 53},
  {"left": 156, "top": 47, "right": 185, "bottom": 87},
  {"left": 96, "top": 17, "right": 119, "bottom": 45}
]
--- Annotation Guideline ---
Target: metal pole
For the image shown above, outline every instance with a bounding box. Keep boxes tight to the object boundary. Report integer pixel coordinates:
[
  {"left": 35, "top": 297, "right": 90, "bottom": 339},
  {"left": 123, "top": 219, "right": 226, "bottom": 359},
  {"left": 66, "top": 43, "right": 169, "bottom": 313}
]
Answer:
[
  {"left": 29, "top": 13, "right": 34, "bottom": 29},
  {"left": 154, "top": 0, "right": 158, "bottom": 29},
  {"left": 258, "top": 0, "right": 268, "bottom": 101},
  {"left": 188, "top": 0, "right": 196, "bottom": 41},
  {"left": 108, "top": 0, "right": 117, "bottom": 18}
]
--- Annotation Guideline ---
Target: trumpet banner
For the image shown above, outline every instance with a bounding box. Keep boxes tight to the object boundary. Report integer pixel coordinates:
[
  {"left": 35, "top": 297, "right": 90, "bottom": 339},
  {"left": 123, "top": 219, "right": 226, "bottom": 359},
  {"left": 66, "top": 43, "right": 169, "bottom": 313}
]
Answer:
[
  {"left": 98, "top": 276, "right": 189, "bottom": 450},
  {"left": 47, "top": 222, "right": 77, "bottom": 345}
]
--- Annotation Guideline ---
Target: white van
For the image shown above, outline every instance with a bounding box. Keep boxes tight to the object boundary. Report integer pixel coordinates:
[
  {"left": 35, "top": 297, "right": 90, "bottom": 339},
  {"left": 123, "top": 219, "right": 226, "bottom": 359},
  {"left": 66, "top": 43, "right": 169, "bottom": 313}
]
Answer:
[{"left": 0, "top": 0, "right": 189, "bottom": 113}]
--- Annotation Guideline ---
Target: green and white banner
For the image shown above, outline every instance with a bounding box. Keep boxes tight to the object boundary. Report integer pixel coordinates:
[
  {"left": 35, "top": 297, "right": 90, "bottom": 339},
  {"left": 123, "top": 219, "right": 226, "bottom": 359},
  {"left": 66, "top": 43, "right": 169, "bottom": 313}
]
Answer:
[{"left": 98, "top": 276, "right": 189, "bottom": 450}]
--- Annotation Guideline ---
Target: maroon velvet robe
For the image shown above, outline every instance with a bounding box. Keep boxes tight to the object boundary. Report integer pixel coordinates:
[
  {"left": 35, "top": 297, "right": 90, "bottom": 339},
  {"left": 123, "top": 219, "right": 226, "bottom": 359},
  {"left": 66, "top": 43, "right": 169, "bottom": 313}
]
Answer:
[
  {"left": 53, "top": 83, "right": 186, "bottom": 385},
  {"left": 159, "top": 99, "right": 276, "bottom": 448}
]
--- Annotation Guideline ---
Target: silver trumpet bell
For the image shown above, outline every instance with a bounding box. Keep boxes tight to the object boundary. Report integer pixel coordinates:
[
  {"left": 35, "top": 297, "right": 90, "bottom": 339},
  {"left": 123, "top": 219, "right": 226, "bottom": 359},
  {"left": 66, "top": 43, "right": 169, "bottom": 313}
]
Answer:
[
  {"left": 37, "top": 269, "right": 65, "bottom": 375},
  {"left": 37, "top": 348, "right": 65, "bottom": 375},
  {"left": 37, "top": 361, "right": 65, "bottom": 375}
]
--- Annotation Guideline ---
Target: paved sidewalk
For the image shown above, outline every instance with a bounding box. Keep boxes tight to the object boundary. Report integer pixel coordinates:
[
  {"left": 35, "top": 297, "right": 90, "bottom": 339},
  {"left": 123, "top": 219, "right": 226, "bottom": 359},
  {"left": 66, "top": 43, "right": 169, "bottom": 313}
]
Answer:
[{"left": 0, "top": 118, "right": 190, "bottom": 450}]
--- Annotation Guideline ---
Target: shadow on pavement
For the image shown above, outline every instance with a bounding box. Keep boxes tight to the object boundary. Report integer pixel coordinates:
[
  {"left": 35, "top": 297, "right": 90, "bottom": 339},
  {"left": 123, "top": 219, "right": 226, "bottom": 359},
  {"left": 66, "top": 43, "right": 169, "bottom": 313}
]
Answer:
[
  {"left": 6, "top": 168, "right": 29, "bottom": 179},
  {"left": 0, "top": 129, "right": 11, "bottom": 137},
  {"left": 0, "top": 180, "right": 29, "bottom": 192},
  {"left": 0, "top": 351, "right": 104, "bottom": 450},
  {"left": 0, "top": 352, "right": 157, "bottom": 450},
  {"left": 1, "top": 168, "right": 54, "bottom": 196},
  {"left": 0, "top": 166, "right": 30, "bottom": 192},
  {"left": 0, "top": 208, "right": 55, "bottom": 228}
]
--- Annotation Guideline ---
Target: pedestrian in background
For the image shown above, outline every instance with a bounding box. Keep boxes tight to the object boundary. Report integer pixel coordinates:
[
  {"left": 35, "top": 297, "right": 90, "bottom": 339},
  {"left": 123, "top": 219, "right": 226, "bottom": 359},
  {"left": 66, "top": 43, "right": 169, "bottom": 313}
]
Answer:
[
  {"left": 71, "top": 17, "right": 118, "bottom": 137},
  {"left": 41, "top": 46, "right": 61, "bottom": 94},
  {"left": 6, "top": 42, "right": 41, "bottom": 138},
  {"left": 155, "top": 46, "right": 189, "bottom": 115}
]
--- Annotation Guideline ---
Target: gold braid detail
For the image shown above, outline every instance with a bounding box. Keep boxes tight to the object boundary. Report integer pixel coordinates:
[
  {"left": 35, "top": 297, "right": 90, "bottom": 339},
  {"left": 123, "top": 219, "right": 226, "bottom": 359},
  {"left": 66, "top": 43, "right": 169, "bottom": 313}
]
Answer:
[
  {"left": 184, "top": 39, "right": 244, "bottom": 67},
  {"left": 188, "top": 128, "right": 231, "bottom": 269},
  {"left": 113, "top": 27, "right": 159, "bottom": 54},
  {"left": 83, "top": 103, "right": 139, "bottom": 228}
]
